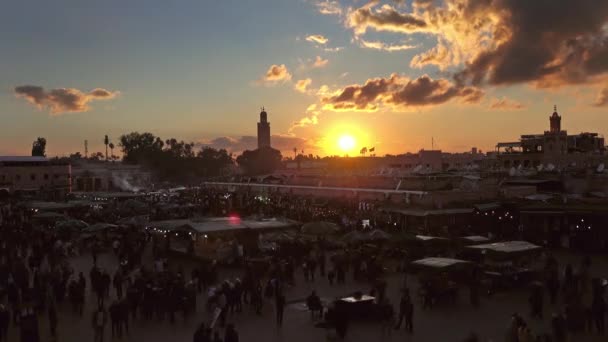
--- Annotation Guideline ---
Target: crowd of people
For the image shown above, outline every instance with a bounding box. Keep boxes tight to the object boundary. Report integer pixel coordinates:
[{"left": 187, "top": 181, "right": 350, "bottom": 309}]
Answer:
[{"left": 0, "top": 188, "right": 606, "bottom": 342}]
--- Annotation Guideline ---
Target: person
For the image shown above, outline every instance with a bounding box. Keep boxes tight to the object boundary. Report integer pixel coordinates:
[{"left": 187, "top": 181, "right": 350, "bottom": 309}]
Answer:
[
  {"left": 275, "top": 293, "right": 285, "bottom": 326},
  {"left": 592, "top": 293, "right": 605, "bottom": 333},
  {"left": 48, "top": 304, "right": 58, "bottom": 340},
  {"left": 109, "top": 300, "right": 121, "bottom": 338},
  {"left": 404, "top": 294, "right": 414, "bottom": 333},
  {"left": 224, "top": 324, "right": 239, "bottom": 342},
  {"left": 212, "top": 331, "right": 222, "bottom": 342},
  {"left": 193, "top": 322, "right": 207, "bottom": 342},
  {"left": 327, "top": 269, "right": 335, "bottom": 286},
  {"left": 306, "top": 291, "right": 323, "bottom": 320},
  {"left": 92, "top": 305, "right": 107, "bottom": 342},
  {"left": 0, "top": 303, "right": 9, "bottom": 342},
  {"left": 395, "top": 291, "right": 411, "bottom": 330}
]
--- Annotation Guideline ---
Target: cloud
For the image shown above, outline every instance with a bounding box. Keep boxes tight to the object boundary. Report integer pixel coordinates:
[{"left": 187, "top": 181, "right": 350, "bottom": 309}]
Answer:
[
  {"left": 341, "top": 1, "right": 608, "bottom": 89},
  {"left": 324, "top": 46, "right": 344, "bottom": 52},
  {"left": 346, "top": 4, "right": 427, "bottom": 36},
  {"left": 312, "top": 56, "right": 329, "bottom": 68},
  {"left": 290, "top": 104, "right": 320, "bottom": 132},
  {"left": 14, "top": 85, "right": 119, "bottom": 114},
  {"left": 594, "top": 86, "right": 608, "bottom": 106},
  {"left": 359, "top": 39, "right": 418, "bottom": 52},
  {"left": 262, "top": 64, "right": 292, "bottom": 83},
  {"left": 306, "top": 34, "right": 329, "bottom": 45},
  {"left": 295, "top": 78, "right": 313, "bottom": 93},
  {"left": 320, "top": 74, "right": 483, "bottom": 112},
  {"left": 202, "top": 135, "right": 313, "bottom": 155},
  {"left": 489, "top": 97, "right": 525, "bottom": 110},
  {"left": 315, "top": 0, "right": 342, "bottom": 16}
]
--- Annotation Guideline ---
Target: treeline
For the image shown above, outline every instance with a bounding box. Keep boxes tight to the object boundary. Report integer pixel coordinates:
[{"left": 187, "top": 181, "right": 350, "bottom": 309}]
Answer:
[{"left": 118, "top": 132, "right": 233, "bottom": 181}]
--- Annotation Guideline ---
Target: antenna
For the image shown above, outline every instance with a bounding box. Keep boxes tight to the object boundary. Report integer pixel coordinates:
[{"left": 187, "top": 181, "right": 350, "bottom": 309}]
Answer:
[{"left": 84, "top": 140, "right": 88, "bottom": 158}]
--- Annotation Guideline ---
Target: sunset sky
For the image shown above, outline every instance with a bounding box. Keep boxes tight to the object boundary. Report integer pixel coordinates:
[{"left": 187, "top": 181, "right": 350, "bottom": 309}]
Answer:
[{"left": 2, "top": 0, "right": 608, "bottom": 157}]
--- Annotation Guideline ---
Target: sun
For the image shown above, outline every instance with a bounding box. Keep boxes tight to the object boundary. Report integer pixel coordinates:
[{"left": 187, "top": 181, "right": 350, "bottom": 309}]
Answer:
[{"left": 338, "top": 135, "right": 356, "bottom": 153}]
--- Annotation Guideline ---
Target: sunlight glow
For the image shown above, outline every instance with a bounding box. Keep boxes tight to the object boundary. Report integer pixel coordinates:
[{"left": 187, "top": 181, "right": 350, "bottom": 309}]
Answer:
[{"left": 338, "top": 135, "right": 356, "bottom": 153}]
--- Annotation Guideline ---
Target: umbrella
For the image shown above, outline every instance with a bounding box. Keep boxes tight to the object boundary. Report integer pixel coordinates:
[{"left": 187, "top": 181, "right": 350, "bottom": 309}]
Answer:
[
  {"left": 341, "top": 230, "right": 367, "bottom": 244},
  {"left": 367, "top": 229, "right": 391, "bottom": 241},
  {"left": 55, "top": 219, "right": 89, "bottom": 231},
  {"left": 82, "top": 223, "right": 118, "bottom": 234},
  {"left": 32, "top": 212, "right": 65, "bottom": 220},
  {"left": 301, "top": 221, "right": 340, "bottom": 235},
  {"left": 116, "top": 215, "right": 149, "bottom": 227}
]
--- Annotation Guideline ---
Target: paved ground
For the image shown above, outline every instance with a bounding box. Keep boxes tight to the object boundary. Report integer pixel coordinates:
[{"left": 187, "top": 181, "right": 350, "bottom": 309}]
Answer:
[{"left": 5, "top": 247, "right": 608, "bottom": 342}]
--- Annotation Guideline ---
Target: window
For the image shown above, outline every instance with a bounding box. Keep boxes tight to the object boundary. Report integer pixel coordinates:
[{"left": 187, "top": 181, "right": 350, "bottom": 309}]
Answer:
[
  {"left": 44, "top": 174, "right": 49, "bottom": 180},
  {"left": 15, "top": 175, "right": 21, "bottom": 181},
  {"left": 30, "top": 174, "right": 36, "bottom": 181},
  {"left": 54, "top": 174, "right": 59, "bottom": 179}
]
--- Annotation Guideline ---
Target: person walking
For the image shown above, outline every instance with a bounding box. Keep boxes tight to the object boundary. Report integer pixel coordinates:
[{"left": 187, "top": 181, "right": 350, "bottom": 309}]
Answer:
[
  {"left": 109, "top": 300, "right": 121, "bottom": 338},
  {"left": 92, "top": 305, "right": 107, "bottom": 342},
  {"left": 224, "top": 324, "right": 239, "bottom": 342},
  {"left": 0, "top": 303, "right": 9, "bottom": 342},
  {"left": 275, "top": 293, "right": 285, "bottom": 326},
  {"left": 48, "top": 304, "right": 58, "bottom": 340}
]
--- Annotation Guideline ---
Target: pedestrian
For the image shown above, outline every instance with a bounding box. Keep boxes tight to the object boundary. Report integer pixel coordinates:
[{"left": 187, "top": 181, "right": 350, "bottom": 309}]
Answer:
[
  {"left": 92, "top": 305, "right": 107, "bottom": 342},
  {"left": 109, "top": 300, "right": 121, "bottom": 338},
  {"left": 0, "top": 303, "right": 9, "bottom": 342},
  {"left": 327, "top": 269, "right": 335, "bottom": 286},
  {"left": 212, "top": 331, "right": 222, "bottom": 342},
  {"left": 193, "top": 322, "right": 207, "bottom": 342},
  {"left": 48, "top": 304, "right": 58, "bottom": 340},
  {"left": 275, "top": 293, "right": 285, "bottom": 326},
  {"left": 224, "top": 324, "right": 239, "bottom": 342}
]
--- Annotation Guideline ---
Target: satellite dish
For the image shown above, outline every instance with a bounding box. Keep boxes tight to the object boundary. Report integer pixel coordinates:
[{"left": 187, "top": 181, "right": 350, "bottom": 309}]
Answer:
[
  {"left": 537, "top": 164, "right": 544, "bottom": 172},
  {"left": 509, "top": 167, "right": 517, "bottom": 176},
  {"left": 547, "top": 163, "right": 555, "bottom": 171},
  {"left": 597, "top": 163, "right": 605, "bottom": 173}
]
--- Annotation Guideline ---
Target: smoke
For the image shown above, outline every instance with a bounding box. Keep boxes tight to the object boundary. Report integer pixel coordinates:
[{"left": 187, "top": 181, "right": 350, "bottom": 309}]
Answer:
[{"left": 112, "top": 174, "right": 142, "bottom": 192}]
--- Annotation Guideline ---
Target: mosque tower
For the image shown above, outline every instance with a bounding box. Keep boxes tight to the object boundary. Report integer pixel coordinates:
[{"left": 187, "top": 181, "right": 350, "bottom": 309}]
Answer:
[{"left": 257, "top": 107, "right": 271, "bottom": 149}]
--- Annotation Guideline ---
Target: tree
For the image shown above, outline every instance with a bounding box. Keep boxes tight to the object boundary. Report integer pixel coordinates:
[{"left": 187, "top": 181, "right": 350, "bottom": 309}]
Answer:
[
  {"left": 109, "top": 142, "right": 115, "bottom": 160},
  {"left": 236, "top": 147, "right": 282, "bottom": 175},
  {"left": 32, "top": 137, "right": 47, "bottom": 157},
  {"left": 119, "top": 132, "right": 164, "bottom": 164},
  {"left": 104, "top": 135, "right": 109, "bottom": 161}
]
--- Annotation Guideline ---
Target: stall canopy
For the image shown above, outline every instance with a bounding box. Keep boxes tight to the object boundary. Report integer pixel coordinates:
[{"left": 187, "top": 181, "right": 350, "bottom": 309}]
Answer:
[
  {"left": 32, "top": 212, "right": 65, "bottom": 220},
  {"left": 411, "top": 257, "right": 470, "bottom": 271},
  {"left": 148, "top": 217, "right": 299, "bottom": 234},
  {"left": 466, "top": 241, "right": 541, "bottom": 257},
  {"left": 341, "top": 230, "right": 367, "bottom": 244},
  {"left": 367, "top": 229, "right": 391, "bottom": 241},
  {"left": 82, "top": 223, "right": 118, "bottom": 234},
  {"left": 55, "top": 219, "right": 89, "bottom": 231},
  {"left": 461, "top": 235, "right": 491, "bottom": 244},
  {"left": 301, "top": 221, "right": 341, "bottom": 236}
]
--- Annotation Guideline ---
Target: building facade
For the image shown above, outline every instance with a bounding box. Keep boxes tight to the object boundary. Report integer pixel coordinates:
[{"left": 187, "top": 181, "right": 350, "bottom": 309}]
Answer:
[
  {"left": 71, "top": 161, "right": 152, "bottom": 192},
  {"left": 257, "top": 108, "right": 271, "bottom": 149},
  {"left": 0, "top": 156, "right": 71, "bottom": 199},
  {"left": 495, "top": 106, "right": 606, "bottom": 169}
]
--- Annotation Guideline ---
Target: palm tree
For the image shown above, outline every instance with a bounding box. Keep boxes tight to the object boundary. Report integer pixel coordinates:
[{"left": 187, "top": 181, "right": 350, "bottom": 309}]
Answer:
[
  {"left": 104, "top": 135, "right": 109, "bottom": 161},
  {"left": 109, "top": 142, "right": 115, "bottom": 161},
  {"left": 293, "top": 147, "right": 297, "bottom": 160}
]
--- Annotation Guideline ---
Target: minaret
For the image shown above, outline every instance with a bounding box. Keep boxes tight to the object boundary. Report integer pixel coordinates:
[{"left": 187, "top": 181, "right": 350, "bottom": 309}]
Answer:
[
  {"left": 257, "top": 107, "right": 271, "bottom": 149},
  {"left": 549, "top": 105, "right": 561, "bottom": 133}
]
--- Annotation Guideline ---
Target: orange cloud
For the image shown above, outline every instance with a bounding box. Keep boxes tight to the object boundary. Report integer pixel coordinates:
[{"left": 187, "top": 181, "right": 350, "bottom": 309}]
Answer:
[
  {"left": 312, "top": 56, "right": 329, "bottom": 68},
  {"left": 320, "top": 74, "right": 483, "bottom": 112},
  {"left": 14, "top": 85, "right": 119, "bottom": 114},
  {"left": 315, "top": 0, "right": 342, "bottom": 16},
  {"left": 294, "top": 78, "right": 312, "bottom": 93},
  {"left": 262, "top": 64, "right": 292, "bottom": 83},
  {"left": 306, "top": 34, "right": 329, "bottom": 45},
  {"left": 594, "top": 86, "right": 608, "bottom": 107},
  {"left": 489, "top": 97, "right": 525, "bottom": 110},
  {"left": 359, "top": 39, "right": 418, "bottom": 52}
]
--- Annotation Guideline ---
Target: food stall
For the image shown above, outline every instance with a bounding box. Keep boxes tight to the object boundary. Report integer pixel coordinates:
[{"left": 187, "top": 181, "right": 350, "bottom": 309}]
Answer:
[{"left": 410, "top": 257, "right": 473, "bottom": 306}]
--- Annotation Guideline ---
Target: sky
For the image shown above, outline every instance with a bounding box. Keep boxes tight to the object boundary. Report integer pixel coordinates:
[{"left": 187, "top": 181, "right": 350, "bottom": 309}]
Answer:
[{"left": 1, "top": 0, "right": 608, "bottom": 157}]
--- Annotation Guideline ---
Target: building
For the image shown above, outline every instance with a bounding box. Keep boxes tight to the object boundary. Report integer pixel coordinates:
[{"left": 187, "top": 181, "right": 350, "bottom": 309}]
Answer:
[
  {"left": 71, "top": 160, "right": 152, "bottom": 192},
  {"left": 257, "top": 107, "right": 271, "bottom": 149},
  {"left": 0, "top": 156, "right": 71, "bottom": 199},
  {"left": 496, "top": 106, "right": 606, "bottom": 169}
]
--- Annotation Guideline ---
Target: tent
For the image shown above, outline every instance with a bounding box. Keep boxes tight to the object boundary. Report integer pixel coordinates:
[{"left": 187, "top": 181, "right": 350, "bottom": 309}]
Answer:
[
  {"left": 341, "top": 230, "right": 367, "bottom": 244},
  {"left": 301, "top": 221, "right": 340, "bottom": 236},
  {"left": 466, "top": 241, "right": 541, "bottom": 259},
  {"left": 82, "top": 223, "right": 119, "bottom": 234},
  {"left": 411, "top": 257, "right": 471, "bottom": 272},
  {"left": 32, "top": 212, "right": 65, "bottom": 220},
  {"left": 116, "top": 215, "right": 149, "bottom": 227},
  {"left": 55, "top": 219, "right": 89, "bottom": 231},
  {"left": 367, "top": 229, "right": 391, "bottom": 241}
]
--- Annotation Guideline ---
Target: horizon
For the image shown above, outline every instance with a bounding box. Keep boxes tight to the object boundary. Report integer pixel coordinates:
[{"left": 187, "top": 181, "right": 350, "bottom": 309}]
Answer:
[{"left": 2, "top": 0, "right": 608, "bottom": 159}]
